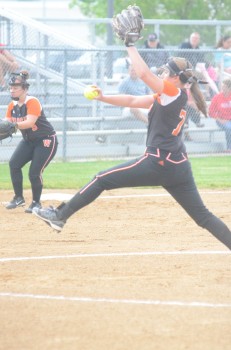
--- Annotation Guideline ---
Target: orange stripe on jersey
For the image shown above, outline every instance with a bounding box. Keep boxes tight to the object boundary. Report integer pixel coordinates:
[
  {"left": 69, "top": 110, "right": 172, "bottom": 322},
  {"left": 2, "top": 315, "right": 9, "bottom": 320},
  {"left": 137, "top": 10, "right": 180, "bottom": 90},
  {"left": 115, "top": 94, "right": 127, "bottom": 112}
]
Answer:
[
  {"left": 172, "top": 109, "right": 187, "bottom": 136},
  {"left": 162, "top": 80, "right": 179, "bottom": 96},
  {"left": 26, "top": 97, "right": 42, "bottom": 117},
  {"left": 5, "top": 101, "right": 14, "bottom": 121}
]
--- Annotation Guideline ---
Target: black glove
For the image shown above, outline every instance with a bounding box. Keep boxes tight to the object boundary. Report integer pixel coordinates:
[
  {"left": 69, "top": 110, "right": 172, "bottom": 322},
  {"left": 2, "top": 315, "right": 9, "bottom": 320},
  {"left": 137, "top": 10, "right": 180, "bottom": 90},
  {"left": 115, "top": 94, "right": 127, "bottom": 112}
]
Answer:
[
  {"left": 112, "top": 5, "right": 144, "bottom": 47},
  {"left": 0, "top": 119, "right": 18, "bottom": 141}
]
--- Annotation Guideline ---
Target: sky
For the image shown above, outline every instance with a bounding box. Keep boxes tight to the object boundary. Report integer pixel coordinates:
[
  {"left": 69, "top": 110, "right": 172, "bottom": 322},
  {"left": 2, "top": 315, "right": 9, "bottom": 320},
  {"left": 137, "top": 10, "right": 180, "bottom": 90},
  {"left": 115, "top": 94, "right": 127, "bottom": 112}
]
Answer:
[{"left": 1, "top": 1, "right": 93, "bottom": 43}]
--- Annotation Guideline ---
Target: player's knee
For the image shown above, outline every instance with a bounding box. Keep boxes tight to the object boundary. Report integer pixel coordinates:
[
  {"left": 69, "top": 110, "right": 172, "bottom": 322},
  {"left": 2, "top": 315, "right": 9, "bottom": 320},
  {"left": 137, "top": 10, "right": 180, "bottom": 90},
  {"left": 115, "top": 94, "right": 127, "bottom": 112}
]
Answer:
[
  {"left": 95, "top": 172, "right": 113, "bottom": 191},
  {"left": 29, "top": 172, "right": 40, "bottom": 184},
  {"left": 9, "top": 159, "right": 20, "bottom": 170}
]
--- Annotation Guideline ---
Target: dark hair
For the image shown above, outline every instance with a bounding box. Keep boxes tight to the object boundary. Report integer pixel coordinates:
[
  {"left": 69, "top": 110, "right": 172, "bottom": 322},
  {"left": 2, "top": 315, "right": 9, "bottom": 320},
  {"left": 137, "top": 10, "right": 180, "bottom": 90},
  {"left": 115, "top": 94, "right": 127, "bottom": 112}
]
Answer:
[
  {"left": 166, "top": 57, "right": 193, "bottom": 84},
  {"left": 8, "top": 70, "right": 30, "bottom": 89},
  {"left": 167, "top": 57, "right": 208, "bottom": 117},
  {"left": 216, "top": 35, "right": 231, "bottom": 49}
]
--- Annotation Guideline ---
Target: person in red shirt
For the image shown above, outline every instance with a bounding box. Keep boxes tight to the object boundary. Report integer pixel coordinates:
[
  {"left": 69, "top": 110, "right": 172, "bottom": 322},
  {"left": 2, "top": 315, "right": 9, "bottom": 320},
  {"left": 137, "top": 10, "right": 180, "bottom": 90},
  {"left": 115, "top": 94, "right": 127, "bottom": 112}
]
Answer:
[{"left": 209, "top": 78, "right": 231, "bottom": 152}]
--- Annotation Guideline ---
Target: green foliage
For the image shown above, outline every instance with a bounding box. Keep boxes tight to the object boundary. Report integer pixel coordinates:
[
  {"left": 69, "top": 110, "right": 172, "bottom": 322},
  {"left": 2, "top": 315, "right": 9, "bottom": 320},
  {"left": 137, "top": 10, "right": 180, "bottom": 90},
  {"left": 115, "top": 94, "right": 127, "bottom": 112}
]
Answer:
[
  {"left": 207, "top": 0, "right": 231, "bottom": 20},
  {"left": 69, "top": 0, "right": 231, "bottom": 46},
  {"left": 69, "top": 0, "right": 231, "bottom": 20}
]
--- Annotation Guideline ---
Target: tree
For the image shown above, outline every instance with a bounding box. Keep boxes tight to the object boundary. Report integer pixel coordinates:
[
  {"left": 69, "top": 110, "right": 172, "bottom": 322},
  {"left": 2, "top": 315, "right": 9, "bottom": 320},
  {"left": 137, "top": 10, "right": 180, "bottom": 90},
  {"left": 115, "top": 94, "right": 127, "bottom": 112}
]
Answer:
[
  {"left": 69, "top": 0, "right": 231, "bottom": 47},
  {"left": 69, "top": 0, "right": 231, "bottom": 20}
]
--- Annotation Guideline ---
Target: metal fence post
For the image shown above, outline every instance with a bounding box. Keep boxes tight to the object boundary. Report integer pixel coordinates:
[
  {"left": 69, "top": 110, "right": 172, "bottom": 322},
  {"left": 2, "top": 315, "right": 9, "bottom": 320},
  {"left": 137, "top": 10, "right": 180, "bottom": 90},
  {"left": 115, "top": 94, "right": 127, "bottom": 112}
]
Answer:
[{"left": 62, "top": 49, "right": 68, "bottom": 162}]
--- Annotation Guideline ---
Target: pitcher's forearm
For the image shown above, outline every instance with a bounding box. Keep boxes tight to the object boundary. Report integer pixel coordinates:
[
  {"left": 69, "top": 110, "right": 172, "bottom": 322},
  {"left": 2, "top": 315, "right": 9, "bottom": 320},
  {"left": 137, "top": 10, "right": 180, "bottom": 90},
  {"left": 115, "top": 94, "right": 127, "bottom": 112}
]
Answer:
[
  {"left": 99, "top": 94, "right": 134, "bottom": 107},
  {"left": 126, "top": 46, "right": 164, "bottom": 94}
]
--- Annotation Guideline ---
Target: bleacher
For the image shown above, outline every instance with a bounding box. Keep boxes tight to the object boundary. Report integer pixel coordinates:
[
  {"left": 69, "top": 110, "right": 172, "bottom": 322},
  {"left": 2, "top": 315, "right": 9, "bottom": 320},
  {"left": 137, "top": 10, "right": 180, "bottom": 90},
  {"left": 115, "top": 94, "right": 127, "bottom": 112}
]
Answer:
[
  {"left": 0, "top": 97, "right": 226, "bottom": 162},
  {"left": 0, "top": 8, "right": 229, "bottom": 161}
]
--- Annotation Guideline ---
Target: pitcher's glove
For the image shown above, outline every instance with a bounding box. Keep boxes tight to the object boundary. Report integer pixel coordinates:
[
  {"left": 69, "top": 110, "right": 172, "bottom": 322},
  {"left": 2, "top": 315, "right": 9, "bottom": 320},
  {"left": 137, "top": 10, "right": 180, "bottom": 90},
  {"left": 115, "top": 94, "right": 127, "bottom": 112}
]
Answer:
[
  {"left": 0, "top": 119, "right": 18, "bottom": 141},
  {"left": 112, "top": 5, "right": 144, "bottom": 47}
]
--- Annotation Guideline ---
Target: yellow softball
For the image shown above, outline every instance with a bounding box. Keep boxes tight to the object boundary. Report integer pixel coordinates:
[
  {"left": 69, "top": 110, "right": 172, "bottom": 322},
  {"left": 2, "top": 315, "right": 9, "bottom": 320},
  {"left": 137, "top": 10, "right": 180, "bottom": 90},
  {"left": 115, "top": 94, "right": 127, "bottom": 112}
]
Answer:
[{"left": 83, "top": 85, "right": 99, "bottom": 100}]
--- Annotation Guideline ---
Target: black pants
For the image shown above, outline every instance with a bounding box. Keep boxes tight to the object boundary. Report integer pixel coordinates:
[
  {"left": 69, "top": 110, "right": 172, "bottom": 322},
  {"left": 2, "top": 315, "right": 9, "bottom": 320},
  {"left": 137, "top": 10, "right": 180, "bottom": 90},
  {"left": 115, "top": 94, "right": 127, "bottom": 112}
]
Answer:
[
  {"left": 61, "top": 148, "right": 231, "bottom": 250},
  {"left": 9, "top": 135, "right": 58, "bottom": 202}
]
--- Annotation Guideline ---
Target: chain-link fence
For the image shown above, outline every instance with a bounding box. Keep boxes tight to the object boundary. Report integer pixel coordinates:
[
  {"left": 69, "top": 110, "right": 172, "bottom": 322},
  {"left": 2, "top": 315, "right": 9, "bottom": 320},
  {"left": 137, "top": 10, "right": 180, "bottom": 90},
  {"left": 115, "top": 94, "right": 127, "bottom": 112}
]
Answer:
[{"left": 1, "top": 9, "right": 231, "bottom": 161}]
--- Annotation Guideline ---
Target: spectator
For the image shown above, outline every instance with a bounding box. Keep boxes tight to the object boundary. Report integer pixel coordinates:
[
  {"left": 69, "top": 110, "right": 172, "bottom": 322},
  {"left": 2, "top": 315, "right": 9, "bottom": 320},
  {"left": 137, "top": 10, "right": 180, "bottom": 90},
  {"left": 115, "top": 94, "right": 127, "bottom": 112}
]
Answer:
[
  {"left": 195, "top": 62, "right": 219, "bottom": 99},
  {"left": 185, "top": 89, "right": 204, "bottom": 127},
  {"left": 179, "top": 33, "right": 218, "bottom": 99},
  {"left": 0, "top": 43, "right": 19, "bottom": 90},
  {"left": 209, "top": 78, "right": 231, "bottom": 152},
  {"left": 184, "top": 89, "right": 205, "bottom": 141},
  {"left": 204, "top": 61, "right": 219, "bottom": 97},
  {"left": 118, "top": 60, "right": 151, "bottom": 124},
  {"left": 140, "top": 33, "right": 169, "bottom": 69},
  {"left": 214, "top": 35, "right": 231, "bottom": 75},
  {"left": 179, "top": 32, "right": 205, "bottom": 68}
]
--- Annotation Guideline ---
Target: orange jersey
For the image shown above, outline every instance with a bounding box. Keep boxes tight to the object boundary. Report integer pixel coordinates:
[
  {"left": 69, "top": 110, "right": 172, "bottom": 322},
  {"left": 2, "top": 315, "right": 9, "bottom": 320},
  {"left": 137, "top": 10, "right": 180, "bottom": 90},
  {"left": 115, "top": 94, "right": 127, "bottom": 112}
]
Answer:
[{"left": 6, "top": 96, "right": 56, "bottom": 141}]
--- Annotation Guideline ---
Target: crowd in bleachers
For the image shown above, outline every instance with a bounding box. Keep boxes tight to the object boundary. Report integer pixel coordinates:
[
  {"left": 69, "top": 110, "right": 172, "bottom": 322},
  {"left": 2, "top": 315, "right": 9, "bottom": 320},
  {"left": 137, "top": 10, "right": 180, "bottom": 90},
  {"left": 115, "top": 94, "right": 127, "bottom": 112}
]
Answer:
[
  {"left": 110, "top": 31, "right": 231, "bottom": 150},
  {"left": 1, "top": 29, "right": 231, "bottom": 151}
]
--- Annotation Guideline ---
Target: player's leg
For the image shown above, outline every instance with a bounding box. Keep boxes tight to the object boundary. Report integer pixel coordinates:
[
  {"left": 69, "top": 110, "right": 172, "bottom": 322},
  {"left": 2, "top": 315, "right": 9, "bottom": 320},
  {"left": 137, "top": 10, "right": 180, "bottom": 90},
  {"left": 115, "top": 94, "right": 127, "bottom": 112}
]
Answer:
[
  {"left": 223, "top": 123, "right": 231, "bottom": 151},
  {"left": 26, "top": 135, "right": 58, "bottom": 213},
  {"left": 164, "top": 169, "right": 231, "bottom": 250},
  {"left": 216, "top": 121, "right": 231, "bottom": 151},
  {"left": 59, "top": 153, "right": 165, "bottom": 214},
  {"left": 33, "top": 153, "right": 163, "bottom": 230},
  {"left": 6, "top": 140, "right": 33, "bottom": 209}
]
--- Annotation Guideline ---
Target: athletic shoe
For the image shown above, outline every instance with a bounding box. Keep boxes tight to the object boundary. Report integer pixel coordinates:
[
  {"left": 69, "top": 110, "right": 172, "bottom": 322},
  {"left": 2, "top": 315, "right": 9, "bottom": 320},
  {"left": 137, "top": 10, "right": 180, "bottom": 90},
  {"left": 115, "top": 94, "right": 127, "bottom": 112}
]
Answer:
[
  {"left": 25, "top": 201, "right": 41, "bottom": 214},
  {"left": 33, "top": 206, "right": 65, "bottom": 232},
  {"left": 5, "top": 196, "right": 25, "bottom": 209}
]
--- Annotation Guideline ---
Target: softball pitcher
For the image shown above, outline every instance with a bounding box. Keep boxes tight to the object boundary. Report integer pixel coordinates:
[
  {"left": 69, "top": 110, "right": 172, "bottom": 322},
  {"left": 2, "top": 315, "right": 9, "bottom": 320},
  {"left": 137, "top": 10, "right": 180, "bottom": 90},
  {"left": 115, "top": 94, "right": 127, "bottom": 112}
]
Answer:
[
  {"left": 5, "top": 70, "right": 58, "bottom": 213},
  {"left": 33, "top": 53, "right": 231, "bottom": 249},
  {"left": 33, "top": 6, "right": 231, "bottom": 249}
]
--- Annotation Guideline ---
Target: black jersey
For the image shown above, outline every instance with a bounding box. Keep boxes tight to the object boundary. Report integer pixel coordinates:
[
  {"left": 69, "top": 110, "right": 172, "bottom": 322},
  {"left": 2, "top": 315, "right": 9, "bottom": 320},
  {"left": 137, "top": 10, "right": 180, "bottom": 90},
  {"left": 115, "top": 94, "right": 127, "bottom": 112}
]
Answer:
[
  {"left": 6, "top": 96, "right": 55, "bottom": 141},
  {"left": 146, "top": 80, "right": 188, "bottom": 153}
]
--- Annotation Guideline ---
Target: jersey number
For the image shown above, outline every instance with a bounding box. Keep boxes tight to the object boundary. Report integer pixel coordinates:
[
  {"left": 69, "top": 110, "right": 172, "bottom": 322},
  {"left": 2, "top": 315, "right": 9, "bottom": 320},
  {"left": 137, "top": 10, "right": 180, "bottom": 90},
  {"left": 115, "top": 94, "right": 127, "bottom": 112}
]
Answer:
[{"left": 172, "top": 109, "right": 186, "bottom": 136}]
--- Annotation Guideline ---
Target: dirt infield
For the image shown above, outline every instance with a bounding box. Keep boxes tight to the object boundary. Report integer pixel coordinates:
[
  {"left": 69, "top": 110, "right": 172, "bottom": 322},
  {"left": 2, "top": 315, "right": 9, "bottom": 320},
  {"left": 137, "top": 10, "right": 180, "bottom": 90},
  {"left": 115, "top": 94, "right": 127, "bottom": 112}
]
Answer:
[{"left": 1, "top": 188, "right": 231, "bottom": 350}]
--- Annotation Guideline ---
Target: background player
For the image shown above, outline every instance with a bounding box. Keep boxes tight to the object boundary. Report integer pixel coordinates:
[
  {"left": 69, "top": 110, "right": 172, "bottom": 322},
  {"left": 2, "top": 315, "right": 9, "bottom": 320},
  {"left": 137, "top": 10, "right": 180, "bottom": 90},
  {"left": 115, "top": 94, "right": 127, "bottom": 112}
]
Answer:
[
  {"left": 33, "top": 50, "right": 231, "bottom": 249},
  {"left": 5, "top": 70, "right": 58, "bottom": 213}
]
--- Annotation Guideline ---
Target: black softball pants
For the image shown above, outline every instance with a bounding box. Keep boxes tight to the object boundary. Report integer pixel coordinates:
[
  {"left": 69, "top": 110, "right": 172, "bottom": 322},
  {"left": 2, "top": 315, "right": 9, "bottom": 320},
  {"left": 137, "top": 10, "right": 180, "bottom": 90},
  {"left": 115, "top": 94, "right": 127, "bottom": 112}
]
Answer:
[
  {"left": 61, "top": 148, "right": 231, "bottom": 250},
  {"left": 9, "top": 135, "right": 58, "bottom": 202}
]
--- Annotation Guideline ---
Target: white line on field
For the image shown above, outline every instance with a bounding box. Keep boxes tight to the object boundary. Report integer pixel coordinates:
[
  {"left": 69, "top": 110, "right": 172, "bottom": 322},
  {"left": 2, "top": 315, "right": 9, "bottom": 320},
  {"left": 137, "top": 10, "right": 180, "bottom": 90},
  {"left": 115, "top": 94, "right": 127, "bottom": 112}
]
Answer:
[
  {"left": 0, "top": 292, "right": 230, "bottom": 308},
  {"left": 0, "top": 250, "right": 230, "bottom": 263},
  {"left": 40, "top": 190, "right": 231, "bottom": 201},
  {"left": 3, "top": 190, "right": 229, "bottom": 205}
]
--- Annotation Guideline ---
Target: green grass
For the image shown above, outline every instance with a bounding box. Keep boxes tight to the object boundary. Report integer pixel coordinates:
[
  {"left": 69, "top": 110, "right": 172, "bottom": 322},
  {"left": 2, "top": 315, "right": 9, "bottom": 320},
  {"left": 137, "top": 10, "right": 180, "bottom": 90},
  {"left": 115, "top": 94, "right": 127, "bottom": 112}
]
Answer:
[{"left": 0, "top": 156, "right": 230, "bottom": 190}]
